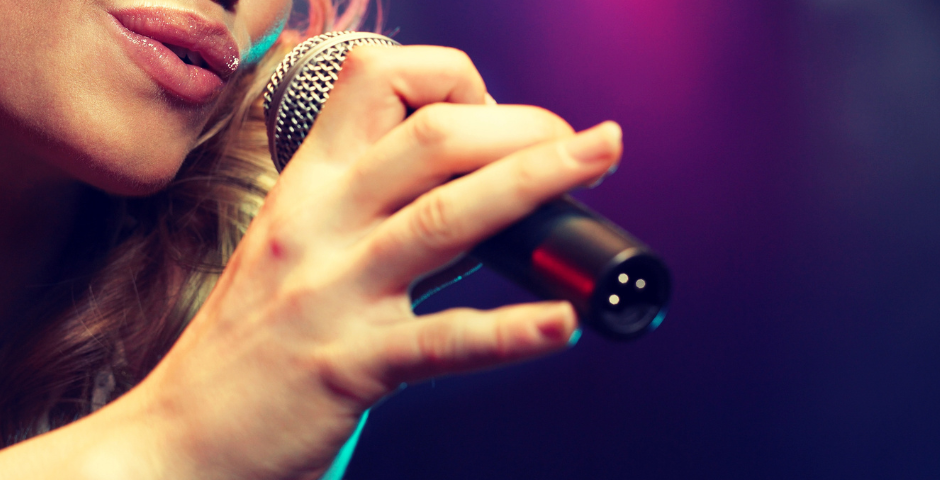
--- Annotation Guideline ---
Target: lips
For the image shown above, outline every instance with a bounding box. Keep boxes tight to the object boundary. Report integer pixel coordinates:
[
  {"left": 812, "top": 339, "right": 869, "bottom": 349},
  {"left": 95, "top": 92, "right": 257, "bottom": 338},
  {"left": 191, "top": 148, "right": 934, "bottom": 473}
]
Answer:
[{"left": 109, "top": 8, "right": 241, "bottom": 104}]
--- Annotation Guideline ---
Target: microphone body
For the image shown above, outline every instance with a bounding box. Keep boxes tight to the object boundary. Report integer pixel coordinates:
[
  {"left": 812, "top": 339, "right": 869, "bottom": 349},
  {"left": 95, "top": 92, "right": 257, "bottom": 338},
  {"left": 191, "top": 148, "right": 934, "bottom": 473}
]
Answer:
[{"left": 263, "top": 31, "right": 671, "bottom": 340}]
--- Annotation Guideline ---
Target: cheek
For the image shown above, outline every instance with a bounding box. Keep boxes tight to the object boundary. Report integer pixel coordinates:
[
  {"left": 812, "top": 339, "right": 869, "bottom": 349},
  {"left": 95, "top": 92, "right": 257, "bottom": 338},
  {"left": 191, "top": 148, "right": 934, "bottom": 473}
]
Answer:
[{"left": 239, "top": 0, "right": 294, "bottom": 64}]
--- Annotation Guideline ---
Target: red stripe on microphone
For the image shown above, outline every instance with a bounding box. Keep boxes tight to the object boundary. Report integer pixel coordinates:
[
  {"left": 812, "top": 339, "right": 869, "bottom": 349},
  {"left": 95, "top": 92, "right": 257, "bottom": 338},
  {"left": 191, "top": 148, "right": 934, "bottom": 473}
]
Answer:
[{"left": 531, "top": 247, "right": 595, "bottom": 300}]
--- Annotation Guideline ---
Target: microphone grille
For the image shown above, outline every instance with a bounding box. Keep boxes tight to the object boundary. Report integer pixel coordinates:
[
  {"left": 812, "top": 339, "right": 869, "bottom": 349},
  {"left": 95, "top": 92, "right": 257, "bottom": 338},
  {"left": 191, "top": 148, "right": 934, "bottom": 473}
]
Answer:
[{"left": 263, "top": 31, "right": 400, "bottom": 172}]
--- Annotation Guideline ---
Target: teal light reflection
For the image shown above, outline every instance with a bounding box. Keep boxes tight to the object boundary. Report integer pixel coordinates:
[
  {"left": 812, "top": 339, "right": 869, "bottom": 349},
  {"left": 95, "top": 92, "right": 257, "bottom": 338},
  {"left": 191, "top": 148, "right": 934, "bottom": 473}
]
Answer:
[
  {"left": 410, "top": 263, "right": 483, "bottom": 309},
  {"left": 244, "top": 17, "right": 287, "bottom": 65},
  {"left": 650, "top": 307, "right": 669, "bottom": 330},
  {"left": 318, "top": 409, "right": 370, "bottom": 480},
  {"left": 567, "top": 327, "right": 583, "bottom": 347}
]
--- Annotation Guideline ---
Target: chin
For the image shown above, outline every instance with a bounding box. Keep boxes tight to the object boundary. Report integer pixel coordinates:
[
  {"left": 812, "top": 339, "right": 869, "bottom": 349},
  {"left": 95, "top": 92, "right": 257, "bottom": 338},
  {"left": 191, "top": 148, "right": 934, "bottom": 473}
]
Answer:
[
  {"left": 29, "top": 115, "right": 198, "bottom": 197},
  {"left": 79, "top": 159, "right": 185, "bottom": 198},
  {"left": 66, "top": 138, "right": 196, "bottom": 197},
  {"left": 39, "top": 91, "right": 216, "bottom": 197}
]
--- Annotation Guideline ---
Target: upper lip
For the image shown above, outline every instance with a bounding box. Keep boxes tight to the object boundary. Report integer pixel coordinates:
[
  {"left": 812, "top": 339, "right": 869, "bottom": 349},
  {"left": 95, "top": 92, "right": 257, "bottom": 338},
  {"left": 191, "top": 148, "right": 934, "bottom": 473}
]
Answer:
[{"left": 110, "top": 7, "right": 241, "bottom": 78}]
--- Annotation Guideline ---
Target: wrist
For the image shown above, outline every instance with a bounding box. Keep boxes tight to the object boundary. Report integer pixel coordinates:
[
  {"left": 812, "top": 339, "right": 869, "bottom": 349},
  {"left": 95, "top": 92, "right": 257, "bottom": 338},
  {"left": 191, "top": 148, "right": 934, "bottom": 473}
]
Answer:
[
  {"left": 0, "top": 388, "right": 178, "bottom": 480},
  {"left": 73, "top": 392, "right": 179, "bottom": 480}
]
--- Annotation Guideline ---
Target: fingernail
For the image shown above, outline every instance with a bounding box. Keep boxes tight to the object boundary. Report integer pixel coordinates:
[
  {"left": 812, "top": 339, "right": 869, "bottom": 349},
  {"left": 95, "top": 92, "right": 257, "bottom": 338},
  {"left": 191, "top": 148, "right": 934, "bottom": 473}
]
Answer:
[
  {"left": 564, "top": 121, "right": 622, "bottom": 164},
  {"left": 586, "top": 162, "right": 620, "bottom": 189},
  {"left": 536, "top": 302, "right": 575, "bottom": 342},
  {"left": 606, "top": 162, "right": 619, "bottom": 176}
]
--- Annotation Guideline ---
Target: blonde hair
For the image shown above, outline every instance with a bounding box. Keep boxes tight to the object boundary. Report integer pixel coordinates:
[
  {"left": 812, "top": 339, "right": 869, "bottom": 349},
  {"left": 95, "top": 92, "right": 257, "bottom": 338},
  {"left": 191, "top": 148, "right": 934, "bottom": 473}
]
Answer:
[{"left": 0, "top": 0, "right": 376, "bottom": 446}]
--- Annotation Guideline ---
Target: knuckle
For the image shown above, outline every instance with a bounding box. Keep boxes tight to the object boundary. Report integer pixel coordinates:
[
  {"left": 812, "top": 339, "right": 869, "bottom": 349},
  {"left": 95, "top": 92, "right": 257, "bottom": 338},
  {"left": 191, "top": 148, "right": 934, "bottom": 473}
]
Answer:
[
  {"left": 492, "top": 318, "right": 513, "bottom": 360},
  {"left": 363, "top": 227, "right": 398, "bottom": 260},
  {"left": 340, "top": 44, "right": 385, "bottom": 76},
  {"left": 493, "top": 308, "right": 535, "bottom": 360},
  {"left": 410, "top": 191, "right": 460, "bottom": 248},
  {"left": 524, "top": 106, "right": 575, "bottom": 138},
  {"left": 409, "top": 104, "right": 455, "bottom": 148},
  {"left": 444, "top": 46, "right": 473, "bottom": 63},
  {"left": 511, "top": 153, "right": 545, "bottom": 200},
  {"left": 444, "top": 47, "right": 476, "bottom": 74},
  {"left": 417, "top": 319, "right": 456, "bottom": 368},
  {"left": 448, "top": 48, "right": 486, "bottom": 95},
  {"left": 430, "top": 47, "right": 484, "bottom": 96},
  {"left": 344, "top": 159, "right": 375, "bottom": 195},
  {"left": 270, "top": 287, "right": 314, "bottom": 324},
  {"left": 424, "top": 46, "right": 476, "bottom": 76},
  {"left": 307, "top": 346, "right": 374, "bottom": 404}
]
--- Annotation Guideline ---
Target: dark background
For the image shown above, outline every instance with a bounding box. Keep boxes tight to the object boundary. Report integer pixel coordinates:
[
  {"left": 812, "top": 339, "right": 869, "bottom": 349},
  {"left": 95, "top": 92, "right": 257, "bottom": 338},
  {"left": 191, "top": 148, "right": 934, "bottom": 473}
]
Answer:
[{"left": 344, "top": 1, "right": 940, "bottom": 478}]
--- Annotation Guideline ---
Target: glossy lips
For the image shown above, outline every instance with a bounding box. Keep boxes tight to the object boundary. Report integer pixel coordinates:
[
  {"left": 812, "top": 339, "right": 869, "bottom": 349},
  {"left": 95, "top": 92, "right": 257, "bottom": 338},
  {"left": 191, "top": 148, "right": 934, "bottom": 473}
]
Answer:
[{"left": 109, "top": 8, "right": 240, "bottom": 104}]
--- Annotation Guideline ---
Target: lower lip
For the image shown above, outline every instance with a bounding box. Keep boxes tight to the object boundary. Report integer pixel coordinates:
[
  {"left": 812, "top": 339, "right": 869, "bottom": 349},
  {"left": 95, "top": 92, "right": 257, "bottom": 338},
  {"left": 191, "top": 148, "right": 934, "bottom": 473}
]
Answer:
[{"left": 107, "top": 15, "right": 224, "bottom": 104}]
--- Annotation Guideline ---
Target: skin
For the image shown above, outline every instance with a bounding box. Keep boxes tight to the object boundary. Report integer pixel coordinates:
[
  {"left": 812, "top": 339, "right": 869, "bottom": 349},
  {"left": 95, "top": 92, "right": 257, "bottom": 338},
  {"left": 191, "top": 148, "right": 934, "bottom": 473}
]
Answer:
[
  {"left": 0, "top": 0, "right": 292, "bottom": 325},
  {"left": 0, "top": 1, "right": 623, "bottom": 479}
]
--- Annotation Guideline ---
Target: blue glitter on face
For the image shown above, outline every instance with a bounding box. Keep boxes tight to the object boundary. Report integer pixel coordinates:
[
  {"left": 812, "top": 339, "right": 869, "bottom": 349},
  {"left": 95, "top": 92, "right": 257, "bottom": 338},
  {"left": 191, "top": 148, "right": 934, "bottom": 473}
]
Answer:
[{"left": 244, "top": 16, "right": 287, "bottom": 65}]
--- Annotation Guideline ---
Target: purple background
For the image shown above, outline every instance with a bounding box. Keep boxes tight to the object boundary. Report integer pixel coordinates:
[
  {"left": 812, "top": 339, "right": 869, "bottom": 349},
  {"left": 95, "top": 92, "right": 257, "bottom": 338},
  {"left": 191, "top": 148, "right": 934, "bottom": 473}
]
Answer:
[{"left": 344, "top": 1, "right": 940, "bottom": 478}]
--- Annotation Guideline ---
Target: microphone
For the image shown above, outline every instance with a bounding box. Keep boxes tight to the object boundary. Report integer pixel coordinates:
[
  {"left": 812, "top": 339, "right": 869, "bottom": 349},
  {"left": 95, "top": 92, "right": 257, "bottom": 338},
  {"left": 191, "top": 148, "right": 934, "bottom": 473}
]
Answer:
[{"left": 263, "top": 31, "right": 671, "bottom": 340}]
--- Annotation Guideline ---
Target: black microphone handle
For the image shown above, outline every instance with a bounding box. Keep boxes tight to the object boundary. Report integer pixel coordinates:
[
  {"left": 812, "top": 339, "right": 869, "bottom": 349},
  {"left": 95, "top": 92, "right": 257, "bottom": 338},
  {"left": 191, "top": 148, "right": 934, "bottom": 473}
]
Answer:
[
  {"left": 470, "top": 195, "right": 670, "bottom": 340},
  {"left": 264, "top": 31, "right": 671, "bottom": 340}
]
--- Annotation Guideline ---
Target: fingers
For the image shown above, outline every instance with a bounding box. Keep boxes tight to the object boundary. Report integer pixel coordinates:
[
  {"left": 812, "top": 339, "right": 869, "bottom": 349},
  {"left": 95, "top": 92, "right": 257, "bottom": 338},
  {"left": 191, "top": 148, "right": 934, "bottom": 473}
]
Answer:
[
  {"left": 377, "top": 301, "right": 577, "bottom": 385},
  {"left": 363, "top": 121, "right": 623, "bottom": 289},
  {"left": 294, "top": 45, "right": 488, "bottom": 167},
  {"left": 343, "top": 103, "right": 575, "bottom": 217}
]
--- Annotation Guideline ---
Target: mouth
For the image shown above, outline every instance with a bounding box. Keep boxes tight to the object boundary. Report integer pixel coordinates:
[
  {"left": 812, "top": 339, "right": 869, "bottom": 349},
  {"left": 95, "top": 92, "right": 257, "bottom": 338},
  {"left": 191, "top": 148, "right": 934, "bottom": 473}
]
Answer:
[
  {"left": 166, "top": 44, "right": 211, "bottom": 70},
  {"left": 109, "top": 7, "right": 241, "bottom": 103}
]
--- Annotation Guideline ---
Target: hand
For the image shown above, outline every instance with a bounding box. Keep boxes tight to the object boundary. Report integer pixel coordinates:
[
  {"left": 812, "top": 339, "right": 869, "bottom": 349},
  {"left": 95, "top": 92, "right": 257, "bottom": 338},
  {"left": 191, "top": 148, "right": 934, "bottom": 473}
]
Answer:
[{"left": 121, "top": 45, "right": 622, "bottom": 480}]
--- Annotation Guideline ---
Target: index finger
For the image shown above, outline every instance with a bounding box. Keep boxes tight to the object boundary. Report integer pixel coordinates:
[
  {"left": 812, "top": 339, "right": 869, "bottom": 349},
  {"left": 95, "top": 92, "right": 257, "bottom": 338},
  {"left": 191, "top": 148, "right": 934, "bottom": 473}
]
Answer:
[
  {"left": 293, "top": 45, "right": 489, "bottom": 168},
  {"left": 360, "top": 121, "right": 624, "bottom": 292}
]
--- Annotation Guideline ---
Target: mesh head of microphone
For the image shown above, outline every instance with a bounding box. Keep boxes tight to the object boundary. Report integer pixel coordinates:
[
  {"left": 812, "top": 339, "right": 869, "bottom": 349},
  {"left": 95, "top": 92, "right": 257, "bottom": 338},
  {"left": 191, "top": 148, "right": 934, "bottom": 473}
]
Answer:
[{"left": 263, "top": 31, "right": 400, "bottom": 172}]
